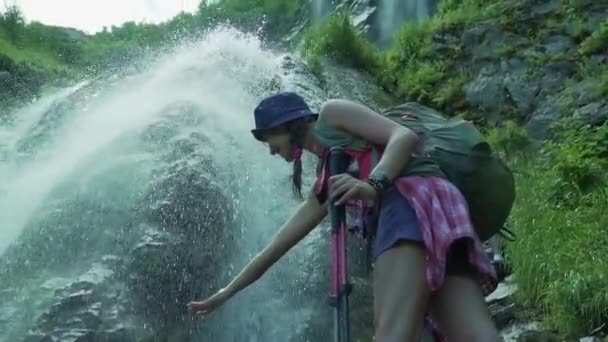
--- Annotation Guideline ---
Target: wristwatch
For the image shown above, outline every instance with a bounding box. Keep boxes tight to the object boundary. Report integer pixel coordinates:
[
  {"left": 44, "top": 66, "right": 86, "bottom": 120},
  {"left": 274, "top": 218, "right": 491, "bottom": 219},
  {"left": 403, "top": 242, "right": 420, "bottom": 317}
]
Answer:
[{"left": 367, "top": 170, "right": 391, "bottom": 197}]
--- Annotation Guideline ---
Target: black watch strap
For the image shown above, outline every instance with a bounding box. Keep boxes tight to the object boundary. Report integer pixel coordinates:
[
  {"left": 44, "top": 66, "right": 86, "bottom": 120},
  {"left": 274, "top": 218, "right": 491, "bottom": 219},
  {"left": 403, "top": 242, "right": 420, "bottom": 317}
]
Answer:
[{"left": 367, "top": 171, "right": 391, "bottom": 197}]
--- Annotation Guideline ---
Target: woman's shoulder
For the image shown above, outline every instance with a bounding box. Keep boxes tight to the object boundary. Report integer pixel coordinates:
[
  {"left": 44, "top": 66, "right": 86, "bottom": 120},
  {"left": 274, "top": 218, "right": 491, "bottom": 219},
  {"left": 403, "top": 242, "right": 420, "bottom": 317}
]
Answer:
[{"left": 318, "top": 99, "right": 381, "bottom": 121}]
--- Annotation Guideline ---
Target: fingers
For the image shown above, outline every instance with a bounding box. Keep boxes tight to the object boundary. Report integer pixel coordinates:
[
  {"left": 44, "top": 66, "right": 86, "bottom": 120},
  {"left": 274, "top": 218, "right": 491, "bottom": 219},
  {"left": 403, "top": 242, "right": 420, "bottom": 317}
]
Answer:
[
  {"left": 187, "top": 301, "right": 209, "bottom": 314},
  {"left": 187, "top": 288, "right": 230, "bottom": 317},
  {"left": 328, "top": 173, "right": 350, "bottom": 187},
  {"left": 335, "top": 187, "right": 357, "bottom": 206},
  {"left": 187, "top": 301, "right": 206, "bottom": 308},
  {"left": 329, "top": 180, "right": 353, "bottom": 200},
  {"left": 328, "top": 174, "right": 355, "bottom": 200}
]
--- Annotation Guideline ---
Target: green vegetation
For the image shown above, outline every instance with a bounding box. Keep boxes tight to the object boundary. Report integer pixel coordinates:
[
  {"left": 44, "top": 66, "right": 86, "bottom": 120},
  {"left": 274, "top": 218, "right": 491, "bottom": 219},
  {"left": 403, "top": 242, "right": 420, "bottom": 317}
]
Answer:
[
  {"left": 0, "top": 0, "right": 304, "bottom": 73},
  {"left": 0, "top": 0, "right": 305, "bottom": 107},
  {"left": 579, "top": 20, "right": 608, "bottom": 56},
  {"left": 301, "top": 11, "right": 380, "bottom": 80},
  {"left": 486, "top": 119, "right": 608, "bottom": 336},
  {"left": 301, "top": 0, "right": 513, "bottom": 107},
  {"left": 576, "top": 61, "right": 608, "bottom": 103},
  {"left": 0, "top": 7, "right": 73, "bottom": 76}
]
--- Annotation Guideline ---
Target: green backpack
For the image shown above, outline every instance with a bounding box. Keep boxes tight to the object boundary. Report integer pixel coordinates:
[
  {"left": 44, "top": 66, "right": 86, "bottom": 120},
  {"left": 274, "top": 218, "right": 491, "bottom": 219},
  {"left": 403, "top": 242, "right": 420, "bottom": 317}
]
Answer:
[{"left": 315, "top": 102, "right": 517, "bottom": 241}]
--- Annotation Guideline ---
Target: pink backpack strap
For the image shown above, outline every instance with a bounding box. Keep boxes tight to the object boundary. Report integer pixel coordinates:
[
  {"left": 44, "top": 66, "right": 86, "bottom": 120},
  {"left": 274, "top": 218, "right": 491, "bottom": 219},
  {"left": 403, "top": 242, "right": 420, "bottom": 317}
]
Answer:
[
  {"left": 344, "top": 146, "right": 384, "bottom": 180},
  {"left": 312, "top": 149, "right": 332, "bottom": 203}
]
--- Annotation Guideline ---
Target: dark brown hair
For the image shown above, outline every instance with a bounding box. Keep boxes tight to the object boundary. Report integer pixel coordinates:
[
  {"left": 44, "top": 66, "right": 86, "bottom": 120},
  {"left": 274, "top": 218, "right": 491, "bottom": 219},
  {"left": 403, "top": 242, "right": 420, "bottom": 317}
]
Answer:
[{"left": 285, "top": 117, "right": 315, "bottom": 199}]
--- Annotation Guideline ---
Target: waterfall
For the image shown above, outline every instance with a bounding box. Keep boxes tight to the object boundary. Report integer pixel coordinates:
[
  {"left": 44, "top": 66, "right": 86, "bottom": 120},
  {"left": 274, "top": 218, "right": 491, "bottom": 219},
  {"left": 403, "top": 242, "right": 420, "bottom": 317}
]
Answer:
[{"left": 376, "top": 0, "right": 436, "bottom": 46}]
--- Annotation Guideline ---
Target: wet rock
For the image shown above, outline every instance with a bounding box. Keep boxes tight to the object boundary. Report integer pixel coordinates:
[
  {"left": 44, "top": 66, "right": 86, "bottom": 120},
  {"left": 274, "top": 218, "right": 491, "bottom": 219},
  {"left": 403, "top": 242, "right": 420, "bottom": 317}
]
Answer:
[
  {"left": 567, "top": 79, "right": 600, "bottom": 107},
  {"left": 575, "top": 101, "right": 608, "bottom": 126},
  {"left": 24, "top": 263, "right": 140, "bottom": 342},
  {"left": 462, "top": 21, "right": 507, "bottom": 60},
  {"left": 280, "top": 0, "right": 376, "bottom": 46},
  {"left": 493, "top": 302, "right": 519, "bottom": 330},
  {"left": 431, "top": 31, "right": 462, "bottom": 57},
  {"left": 3, "top": 124, "right": 238, "bottom": 340},
  {"left": 0, "top": 70, "right": 10, "bottom": 82},
  {"left": 487, "top": 276, "right": 519, "bottom": 330},
  {"left": 463, "top": 57, "right": 551, "bottom": 120},
  {"left": 346, "top": 0, "right": 376, "bottom": 32},
  {"left": 501, "top": 322, "right": 547, "bottom": 341},
  {"left": 487, "top": 276, "right": 518, "bottom": 305},
  {"left": 501, "top": 60, "right": 540, "bottom": 114},
  {"left": 100, "top": 255, "right": 123, "bottom": 271},
  {"left": 530, "top": 0, "right": 560, "bottom": 17},
  {"left": 542, "top": 34, "right": 576, "bottom": 56},
  {"left": 463, "top": 70, "right": 507, "bottom": 112},
  {"left": 280, "top": 55, "right": 297, "bottom": 70},
  {"left": 22, "top": 332, "right": 56, "bottom": 342},
  {"left": 579, "top": 337, "right": 602, "bottom": 342},
  {"left": 516, "top": 329, "right": 560, "bottom": 342},
  {"left": 538, "top": 62, "right": 578, "bottom": 97},
  {"left": 52, "top": 329, "right": 95, "bottom": 342},
  {"left": 588, "top": 8, "right": 608, "bottom": 30},
  {"left": 525, "top": 94, "right": 563, "bottom": 139},
  {"left": 124, "top": 146, "right": 237, "bottom": 336},
  {"left": 126, "top": 225, "right": 189, "bottom": 330},
  {"left": 591, "top": 54, "right": 608, "bottom": 65}
]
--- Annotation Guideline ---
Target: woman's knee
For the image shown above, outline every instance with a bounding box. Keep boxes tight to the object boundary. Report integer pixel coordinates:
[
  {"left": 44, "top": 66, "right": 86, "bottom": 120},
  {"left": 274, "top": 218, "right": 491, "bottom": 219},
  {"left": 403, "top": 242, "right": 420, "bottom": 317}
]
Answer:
[{"left": 373, "top": 241, "right": 430, "bottom": 341}]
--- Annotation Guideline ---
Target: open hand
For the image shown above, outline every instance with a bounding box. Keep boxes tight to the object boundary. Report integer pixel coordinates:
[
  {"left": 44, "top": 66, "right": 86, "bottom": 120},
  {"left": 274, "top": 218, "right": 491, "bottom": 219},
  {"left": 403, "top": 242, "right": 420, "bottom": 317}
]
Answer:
[
  {"left": 187, "top": 288, "right": 231, "bottom": 316},
  {"left": 328, "top": 173, "right": 377, "bottom": 206}
]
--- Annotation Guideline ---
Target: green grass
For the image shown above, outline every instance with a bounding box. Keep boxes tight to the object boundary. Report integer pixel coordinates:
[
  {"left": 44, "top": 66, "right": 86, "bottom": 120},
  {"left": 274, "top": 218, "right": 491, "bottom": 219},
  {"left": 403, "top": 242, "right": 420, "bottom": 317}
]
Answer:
[
  {"left": 431, "top": 70, "right": 471, "bottom": 107},
  {"left": 486, "top": 120, "right": 608, "bottom": 337},
  {"left": 300, "top": 0, "right": 513, "bottom": 106},
  {"left": 435, "top": 0, "right": 510, "bottom": 28},
  {"left": 508, "top": 159, "right": 608, "bottom": 335},
  {"left": 579, "top": 20, "right": 608, "bottom": 56},
  {"left": 300, "top": 11, "right": 380, "bottom": 79},
  {"left": 0, "top": 28, "right": 70, "bottom": 75}
]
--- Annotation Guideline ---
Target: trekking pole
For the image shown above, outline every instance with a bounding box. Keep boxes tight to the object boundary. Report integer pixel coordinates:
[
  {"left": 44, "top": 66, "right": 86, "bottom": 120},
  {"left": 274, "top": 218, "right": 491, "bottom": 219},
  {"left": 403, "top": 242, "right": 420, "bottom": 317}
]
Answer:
[{"left": 327, "top": 146, "right": 352, "bottom": 342}]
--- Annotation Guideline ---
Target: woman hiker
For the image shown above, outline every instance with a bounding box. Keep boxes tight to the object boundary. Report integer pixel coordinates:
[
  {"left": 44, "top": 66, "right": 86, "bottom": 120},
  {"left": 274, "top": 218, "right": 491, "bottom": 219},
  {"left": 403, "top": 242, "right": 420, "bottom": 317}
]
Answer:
[{"left": 187, "top": 92, "right": 500, "bottom": 342}]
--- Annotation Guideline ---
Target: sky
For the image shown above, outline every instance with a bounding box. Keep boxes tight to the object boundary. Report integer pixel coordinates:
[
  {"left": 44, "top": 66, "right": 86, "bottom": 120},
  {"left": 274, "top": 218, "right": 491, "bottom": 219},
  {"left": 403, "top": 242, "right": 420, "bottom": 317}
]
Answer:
[{"left": 11, "top": 0, "right": 203, "bottom": 34}]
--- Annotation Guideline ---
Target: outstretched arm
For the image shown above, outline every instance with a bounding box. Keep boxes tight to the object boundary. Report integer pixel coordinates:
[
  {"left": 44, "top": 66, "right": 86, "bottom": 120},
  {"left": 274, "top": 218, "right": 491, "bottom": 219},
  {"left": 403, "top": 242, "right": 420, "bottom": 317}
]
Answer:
[
  {"left": 188, "top": 185, "right": 328, "bottom": 315},
  {"left": 224, "top": 189, "right": 327, "bottom": 296}
]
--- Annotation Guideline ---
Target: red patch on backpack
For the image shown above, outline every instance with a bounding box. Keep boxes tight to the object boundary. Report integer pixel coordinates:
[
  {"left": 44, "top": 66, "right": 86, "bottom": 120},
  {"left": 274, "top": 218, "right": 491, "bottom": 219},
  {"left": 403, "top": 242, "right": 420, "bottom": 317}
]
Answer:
[{"left": 400, "top": 111, "right": 416, "bottom": 120}]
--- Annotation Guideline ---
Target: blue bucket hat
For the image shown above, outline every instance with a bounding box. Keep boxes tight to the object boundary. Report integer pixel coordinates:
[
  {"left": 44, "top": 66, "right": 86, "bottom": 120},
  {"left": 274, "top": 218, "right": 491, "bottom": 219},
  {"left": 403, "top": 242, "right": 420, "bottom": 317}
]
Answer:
[{"left": 251, "top": 92, "right": 318, "bottom": 141}]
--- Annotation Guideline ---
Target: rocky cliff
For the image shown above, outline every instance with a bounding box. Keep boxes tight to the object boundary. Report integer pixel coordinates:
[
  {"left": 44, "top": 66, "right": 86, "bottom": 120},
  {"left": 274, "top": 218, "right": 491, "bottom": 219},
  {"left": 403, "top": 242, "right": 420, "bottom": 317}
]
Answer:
[{"left": 304, "top": 0, "right": 607, "bottom": 139}]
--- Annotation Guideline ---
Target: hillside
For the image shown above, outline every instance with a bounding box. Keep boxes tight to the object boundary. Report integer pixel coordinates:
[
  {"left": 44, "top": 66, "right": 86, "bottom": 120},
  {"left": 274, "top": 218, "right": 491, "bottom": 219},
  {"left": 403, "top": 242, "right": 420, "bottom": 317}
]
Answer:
[{"left": 0, "top": 0, "right": 305, "bottom": 112}]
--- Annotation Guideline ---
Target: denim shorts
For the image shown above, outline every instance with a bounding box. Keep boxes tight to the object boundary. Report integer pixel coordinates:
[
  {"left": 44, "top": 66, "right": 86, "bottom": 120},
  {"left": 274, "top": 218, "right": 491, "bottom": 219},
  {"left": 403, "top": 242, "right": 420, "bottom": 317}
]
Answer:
[{"left": 372, "top": 186, "right": 473, "bottom": 275}]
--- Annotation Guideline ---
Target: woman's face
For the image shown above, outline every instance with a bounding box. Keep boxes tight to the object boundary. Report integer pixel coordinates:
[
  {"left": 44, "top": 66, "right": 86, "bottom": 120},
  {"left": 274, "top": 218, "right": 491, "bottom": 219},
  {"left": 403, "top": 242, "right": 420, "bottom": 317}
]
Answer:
[{"left": 262, "top": 130, "right": 294, "bottom": 162}]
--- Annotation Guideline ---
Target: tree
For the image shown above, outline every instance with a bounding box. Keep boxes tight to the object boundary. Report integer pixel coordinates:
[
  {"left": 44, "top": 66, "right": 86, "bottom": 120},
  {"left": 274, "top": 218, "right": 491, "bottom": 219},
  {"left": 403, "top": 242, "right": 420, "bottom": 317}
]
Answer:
[{"left": 0, "top": 5, "right": 25, "bottom": 44}]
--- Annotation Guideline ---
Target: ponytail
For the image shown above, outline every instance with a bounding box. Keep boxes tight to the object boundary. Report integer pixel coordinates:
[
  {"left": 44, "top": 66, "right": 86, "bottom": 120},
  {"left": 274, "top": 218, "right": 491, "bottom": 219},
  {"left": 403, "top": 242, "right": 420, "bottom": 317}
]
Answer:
[
  {"left": 286, "top": 117, "right": 313, "bottom": 199},
  {"left": 291, "top": 157, "right": 303, "bottom": 199}
]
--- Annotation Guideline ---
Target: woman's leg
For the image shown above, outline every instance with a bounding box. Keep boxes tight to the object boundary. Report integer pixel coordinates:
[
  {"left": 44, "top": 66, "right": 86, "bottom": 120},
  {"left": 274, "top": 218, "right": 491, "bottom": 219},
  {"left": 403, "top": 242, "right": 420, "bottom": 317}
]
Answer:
[
  {"left": 429, "top": 241, "right": 500, "bottom": 342},
  {"left": 373, "top": 240, "right": 430, "bottom": 342}
]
